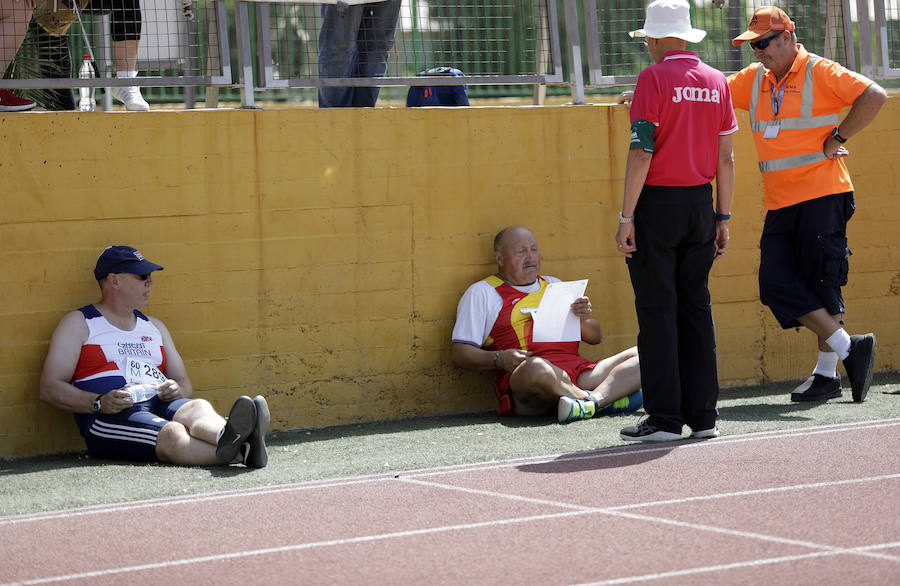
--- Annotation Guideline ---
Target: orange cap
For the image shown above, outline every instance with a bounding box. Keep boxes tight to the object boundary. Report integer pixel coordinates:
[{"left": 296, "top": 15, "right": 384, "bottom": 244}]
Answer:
[{"left": 732, "top": 6, "right": 795, "bottom": 46}]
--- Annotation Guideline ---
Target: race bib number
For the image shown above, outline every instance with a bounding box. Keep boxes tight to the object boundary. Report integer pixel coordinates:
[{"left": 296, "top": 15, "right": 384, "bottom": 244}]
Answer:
[{"left": 125, "top": 357, "right": 167, "bottom": 386}]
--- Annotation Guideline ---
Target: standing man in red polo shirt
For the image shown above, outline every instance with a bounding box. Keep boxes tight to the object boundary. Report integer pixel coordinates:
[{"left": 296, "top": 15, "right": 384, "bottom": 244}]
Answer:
[
  {"left": 727, "top": 7, "right": 886, "bottom": 404},
  {"left": 615, "top": 0, "right": 737, "bottom": 442}
]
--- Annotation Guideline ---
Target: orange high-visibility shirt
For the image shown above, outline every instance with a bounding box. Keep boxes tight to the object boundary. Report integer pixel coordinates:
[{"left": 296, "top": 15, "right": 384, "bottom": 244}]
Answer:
[{"left": 728, "top": 45, "right": 871, "bottom": 210}]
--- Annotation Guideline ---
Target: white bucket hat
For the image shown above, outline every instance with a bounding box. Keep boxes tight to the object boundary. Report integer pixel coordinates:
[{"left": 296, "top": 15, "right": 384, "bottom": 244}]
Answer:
[{"left": 629, "top": 0, "right": 707, "bottom": 43}]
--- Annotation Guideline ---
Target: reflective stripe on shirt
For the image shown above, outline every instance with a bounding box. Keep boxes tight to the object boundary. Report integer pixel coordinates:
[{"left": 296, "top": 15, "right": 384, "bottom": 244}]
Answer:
[{"left": 748, "top": 54, "right": 839, "bottom": 174}]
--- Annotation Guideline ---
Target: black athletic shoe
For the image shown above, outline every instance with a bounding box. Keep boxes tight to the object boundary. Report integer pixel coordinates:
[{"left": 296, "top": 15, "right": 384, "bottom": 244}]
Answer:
[
  {"left": 843, "top": 334, "right": 877, "bottom": 403},
  {"left": 246, "top": 395, "right": 270, "bottom": 469},
  {"left": 791, "top": 374, "right": 842, "bottom": 402},
  {"left": 216, "top": 396, "right": 257, "bottom": 464},
  {"left": 620, "top": 419, "right": 682, "bottom": 442}
]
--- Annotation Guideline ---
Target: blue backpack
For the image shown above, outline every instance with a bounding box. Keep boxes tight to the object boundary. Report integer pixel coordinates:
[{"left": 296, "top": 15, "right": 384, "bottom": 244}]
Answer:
[{"left": 406, "top": 67, "right": 469, "bottom": 107}]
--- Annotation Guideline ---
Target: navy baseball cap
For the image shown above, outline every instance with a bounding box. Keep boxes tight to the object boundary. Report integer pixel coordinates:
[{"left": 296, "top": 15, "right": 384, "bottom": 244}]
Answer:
[{"left": 93, "top": 246, "right": 164, "bottom": 280}]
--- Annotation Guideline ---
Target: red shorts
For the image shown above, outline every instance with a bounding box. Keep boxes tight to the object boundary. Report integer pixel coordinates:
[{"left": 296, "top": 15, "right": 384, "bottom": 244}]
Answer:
[{"left": 493, "top": 352, "right": 597, "bottom": 415}]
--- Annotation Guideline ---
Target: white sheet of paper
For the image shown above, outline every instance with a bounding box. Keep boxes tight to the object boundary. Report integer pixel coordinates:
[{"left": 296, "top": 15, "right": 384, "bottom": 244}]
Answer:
[{"left": 531, "top": 279, "right": 588, "bottom": 342}]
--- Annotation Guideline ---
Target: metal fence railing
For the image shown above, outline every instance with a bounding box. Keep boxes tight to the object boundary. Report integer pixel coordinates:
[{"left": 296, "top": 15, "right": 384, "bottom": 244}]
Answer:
[
  {"left": 246, "top": 0, "right": 562, "bottom": 106},
  {"left": 583, "top": 0, "right": 900, "bottom": 97},
  {"left": 4, "top": 1, "right": 229, "bottom": 98},
  {"left": 1, "top": 0, "right": 897, "bottom": 110}
]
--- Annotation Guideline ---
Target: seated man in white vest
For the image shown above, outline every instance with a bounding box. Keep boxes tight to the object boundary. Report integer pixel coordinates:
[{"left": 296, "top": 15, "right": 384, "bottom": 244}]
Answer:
[
  {"left": 451, "top": 226, "right": 642, "bottom": 423},
  {"left": 40, "top": 245, "right": 269, "bottom": 467}
]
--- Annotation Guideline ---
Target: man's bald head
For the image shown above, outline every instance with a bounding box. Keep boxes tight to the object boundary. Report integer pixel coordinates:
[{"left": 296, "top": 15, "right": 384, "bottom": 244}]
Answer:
[{"left": 494, "top": 226, "right": 540, "bottom": 286}]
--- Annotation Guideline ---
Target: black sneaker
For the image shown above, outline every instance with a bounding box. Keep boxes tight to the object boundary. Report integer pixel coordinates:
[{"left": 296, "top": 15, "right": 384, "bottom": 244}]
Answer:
[
  {"left": 245, "top": 395, "right": 270, "bottom": 469},
  {"left": 620, "top": 419, "right": 682, "bottom": 442},
  {"left": 843, "top": 334, "right": 877, "bottom": 402},
  {"left": 216, "top": 396, "right": 257, "bottom": 464},
  {"left": 791, "top": 374, "right": 842, "bottom": 402}
]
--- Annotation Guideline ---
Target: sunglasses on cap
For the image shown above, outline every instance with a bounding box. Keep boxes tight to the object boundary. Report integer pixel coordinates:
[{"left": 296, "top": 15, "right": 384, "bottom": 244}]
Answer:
[{"left": 749, "top": 31, "right": 783, "bottom": 50}]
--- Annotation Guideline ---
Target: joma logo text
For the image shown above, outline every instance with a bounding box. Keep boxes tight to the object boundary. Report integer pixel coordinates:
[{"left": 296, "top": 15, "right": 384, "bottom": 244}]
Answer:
[{"left": 672, "top": 86, "right": 721, "bottom": 103}]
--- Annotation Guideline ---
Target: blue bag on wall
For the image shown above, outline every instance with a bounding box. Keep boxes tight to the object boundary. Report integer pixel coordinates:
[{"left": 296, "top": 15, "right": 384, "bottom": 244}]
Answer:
[{"left": 406, "top": 67, "right": 469, "bottom": 107}]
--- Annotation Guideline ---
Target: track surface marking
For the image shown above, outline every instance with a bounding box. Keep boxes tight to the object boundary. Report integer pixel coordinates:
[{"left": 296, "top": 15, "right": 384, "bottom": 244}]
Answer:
[{"left": 3, "top": 420, "right": 899, "bottom": 585}]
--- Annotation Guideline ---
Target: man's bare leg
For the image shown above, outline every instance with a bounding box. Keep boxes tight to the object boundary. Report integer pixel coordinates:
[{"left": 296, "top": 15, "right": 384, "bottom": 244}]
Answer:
[
  {"left": 508, "top": 357, "right": 584, "bottom": 415},
  {"left": 576, "top": 346, "right": 641, "bottom": 407},
  {"left": 155, "top": 421, "right": 222, "bottom": 466}
]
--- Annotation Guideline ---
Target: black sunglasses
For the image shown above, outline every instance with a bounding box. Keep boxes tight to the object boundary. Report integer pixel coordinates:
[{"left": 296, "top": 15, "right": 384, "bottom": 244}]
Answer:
[
  {"left": 749, "top": 31, "right": 783, "bottom": 50},
  {"left": 136, "top": 274, "right": 150, "bottom": 280}
]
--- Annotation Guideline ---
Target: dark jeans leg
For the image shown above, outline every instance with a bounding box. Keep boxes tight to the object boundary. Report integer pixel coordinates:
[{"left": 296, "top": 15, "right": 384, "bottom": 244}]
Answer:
[{"left": 318, "top": 0, "right": 400, "bottom": 107}]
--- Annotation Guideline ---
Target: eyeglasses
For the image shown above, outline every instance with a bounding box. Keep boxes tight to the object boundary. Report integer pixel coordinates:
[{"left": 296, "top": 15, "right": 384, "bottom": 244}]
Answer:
[
  {"left": 135, "top": 274, "right": 150, "bottom": 281},
  {"left": 749, "top": 31, "right": 783, "bottom": 51}
]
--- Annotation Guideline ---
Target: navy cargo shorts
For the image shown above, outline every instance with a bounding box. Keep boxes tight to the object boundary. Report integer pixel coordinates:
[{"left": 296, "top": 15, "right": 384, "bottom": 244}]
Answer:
[{"left": 758, "top": 192, "right": 855, "bottom": 329}]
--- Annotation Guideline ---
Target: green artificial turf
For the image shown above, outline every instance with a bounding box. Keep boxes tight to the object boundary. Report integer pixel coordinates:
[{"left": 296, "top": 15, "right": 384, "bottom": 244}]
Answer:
[{"left": 2, "top": 372, "right": 898, "bottom": 517}]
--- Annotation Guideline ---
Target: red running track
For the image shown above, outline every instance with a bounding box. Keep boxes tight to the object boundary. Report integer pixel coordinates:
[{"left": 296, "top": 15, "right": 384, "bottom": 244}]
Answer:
[{"left": 3, "top": 419, "right": 900, "bottom": 585}]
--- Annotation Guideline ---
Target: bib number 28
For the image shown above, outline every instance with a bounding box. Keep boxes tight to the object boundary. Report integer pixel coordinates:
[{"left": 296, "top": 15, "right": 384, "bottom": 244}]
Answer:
[{"left": 126, "top": 358, "right": 167, "bottom": 386}]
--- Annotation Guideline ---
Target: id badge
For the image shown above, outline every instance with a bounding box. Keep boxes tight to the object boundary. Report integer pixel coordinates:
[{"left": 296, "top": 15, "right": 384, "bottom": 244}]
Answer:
[
  {"left": 125, "top": 357, "right": 167, "bottom": 386},
  {"left": 763, "top": 121, "right": 781, "bottom": 139}
]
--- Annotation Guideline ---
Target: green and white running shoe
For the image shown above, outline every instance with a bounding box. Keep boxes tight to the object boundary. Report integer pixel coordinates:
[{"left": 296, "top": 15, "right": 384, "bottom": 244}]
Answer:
[{"left": 557, "top": 396, "right": 597, "bottom": 424}]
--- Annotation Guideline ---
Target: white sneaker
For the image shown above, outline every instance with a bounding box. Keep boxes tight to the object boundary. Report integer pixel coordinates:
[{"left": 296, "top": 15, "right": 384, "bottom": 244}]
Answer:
[
  {"left": 110, "top": 86, "right": 150, "bottom": 111},
  {"left": 690, "top": 427, "right": 720, "bottom": 439}
]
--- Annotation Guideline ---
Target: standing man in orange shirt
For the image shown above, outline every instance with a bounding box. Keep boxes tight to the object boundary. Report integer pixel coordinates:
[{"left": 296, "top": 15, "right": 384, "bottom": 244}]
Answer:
[{"left": 727, "top": 7, "right": 887, "bottom": 403}]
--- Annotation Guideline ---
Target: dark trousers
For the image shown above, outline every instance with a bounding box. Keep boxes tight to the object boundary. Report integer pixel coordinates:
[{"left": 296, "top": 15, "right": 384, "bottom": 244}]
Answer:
[{"left": 626, "top": 184, "right": 719, "bottom": 433}]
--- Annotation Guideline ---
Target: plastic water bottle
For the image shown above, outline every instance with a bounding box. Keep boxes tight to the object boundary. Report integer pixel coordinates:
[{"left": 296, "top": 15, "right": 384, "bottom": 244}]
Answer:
[
  {"left": 78, "top": 56, "right": 95, "bottom": 112},
  {"left": 127, "top": 384, "right": 158, "bottom": 403}
]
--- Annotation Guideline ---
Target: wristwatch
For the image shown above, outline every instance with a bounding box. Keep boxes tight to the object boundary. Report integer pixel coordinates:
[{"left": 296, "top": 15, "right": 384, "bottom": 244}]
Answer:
[
  {"left": 91, "top": 396, "right": 102, "bottom": 414},
  {"left": 830, "top": 127, "right": 847, "bottom": 143},
  {"left": 618, "top": 212, "right": 635, "bottom": 224}
]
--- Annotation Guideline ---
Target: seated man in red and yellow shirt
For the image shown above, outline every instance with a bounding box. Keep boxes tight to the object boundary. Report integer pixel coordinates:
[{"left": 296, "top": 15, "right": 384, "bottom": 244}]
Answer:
[{"left": 451, "top": 226, "right": 642, "bottom": 423}]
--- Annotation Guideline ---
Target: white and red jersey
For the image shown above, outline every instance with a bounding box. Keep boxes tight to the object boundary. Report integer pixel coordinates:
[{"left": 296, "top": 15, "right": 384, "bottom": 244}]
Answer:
[{"left": 72, "top": 304, "right": 167, "bottom": 396}]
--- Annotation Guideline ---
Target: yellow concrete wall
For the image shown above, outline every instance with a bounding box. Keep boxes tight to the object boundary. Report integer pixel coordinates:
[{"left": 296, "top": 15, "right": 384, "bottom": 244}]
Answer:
[{"left": 1, "top": 98, "right": 898, "bottom": 457}]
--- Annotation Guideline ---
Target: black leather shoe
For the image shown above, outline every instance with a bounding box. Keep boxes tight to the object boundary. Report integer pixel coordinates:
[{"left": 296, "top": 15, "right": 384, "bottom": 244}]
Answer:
[
  {"left": 791, "top": 374, "right": 842, "bottom": 402},
  {"left": 843, "top": 334, "right": 876, "bottom": 402}
]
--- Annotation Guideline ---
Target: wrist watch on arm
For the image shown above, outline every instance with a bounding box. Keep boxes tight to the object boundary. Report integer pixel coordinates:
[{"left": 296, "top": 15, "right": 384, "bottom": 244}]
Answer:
[
  {"left": 91, "top": 395, "right": 102, "bottom": 414},
  {"left": 830, "top": 127, "right": 847, "bottom": 143}
]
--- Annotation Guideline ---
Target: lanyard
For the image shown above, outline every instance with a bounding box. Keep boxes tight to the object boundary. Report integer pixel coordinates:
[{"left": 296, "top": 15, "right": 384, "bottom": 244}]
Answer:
[{"left": 771, "top": 82, "right": 785, "bottom": 117}]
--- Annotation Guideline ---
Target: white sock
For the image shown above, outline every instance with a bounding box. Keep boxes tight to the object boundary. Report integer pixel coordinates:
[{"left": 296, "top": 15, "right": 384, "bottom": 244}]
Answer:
[
  {"left": 116, "top": 70, "right": 138, "bottom": 79},
  {"left": 812, "top": 351, "right": 839, "bottom": 378},
  {"left": 215, "top": 426, "right": 225, "bottom": 443},
  {"left": 826, "top": 329, "right": 852, "bottom": 360}
]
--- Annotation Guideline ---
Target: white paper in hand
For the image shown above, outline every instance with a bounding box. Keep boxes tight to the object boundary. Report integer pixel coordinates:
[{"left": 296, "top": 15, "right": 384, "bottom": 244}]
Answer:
[{"left": 531, "top": 279, "right": 588, "bottom": 342}]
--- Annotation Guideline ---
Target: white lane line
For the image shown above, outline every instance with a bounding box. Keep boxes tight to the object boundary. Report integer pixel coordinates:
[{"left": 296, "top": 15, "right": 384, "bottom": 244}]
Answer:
[
  {"left": 606, "top": 473, "right": 900, "bottom": 511},
  {"left": 4, "top": 421, "right": 899, "bottom": 584},
  {"left": 3, "top": 510, "right": 588, "bottom": 585},
  {"left": 402, "top": 419, "right": 900, "bottom": 479},
  {"left": 7, "top": 477, "right": 897, "bottom": 585},
  {"left": 400, "top": 473, "right": 900, "bottom": 562},
  {"left": 3, "top": 418, "right": 898, "bottom": 527},
  {"left": 0, "top": 476, "right": 394, "bottom": 527},
  {"left": 400, "top": 473, "right": 900, "bottom": 516},
  {"left": 575, "top": 541, "right": 900, "bottom": 586}
]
